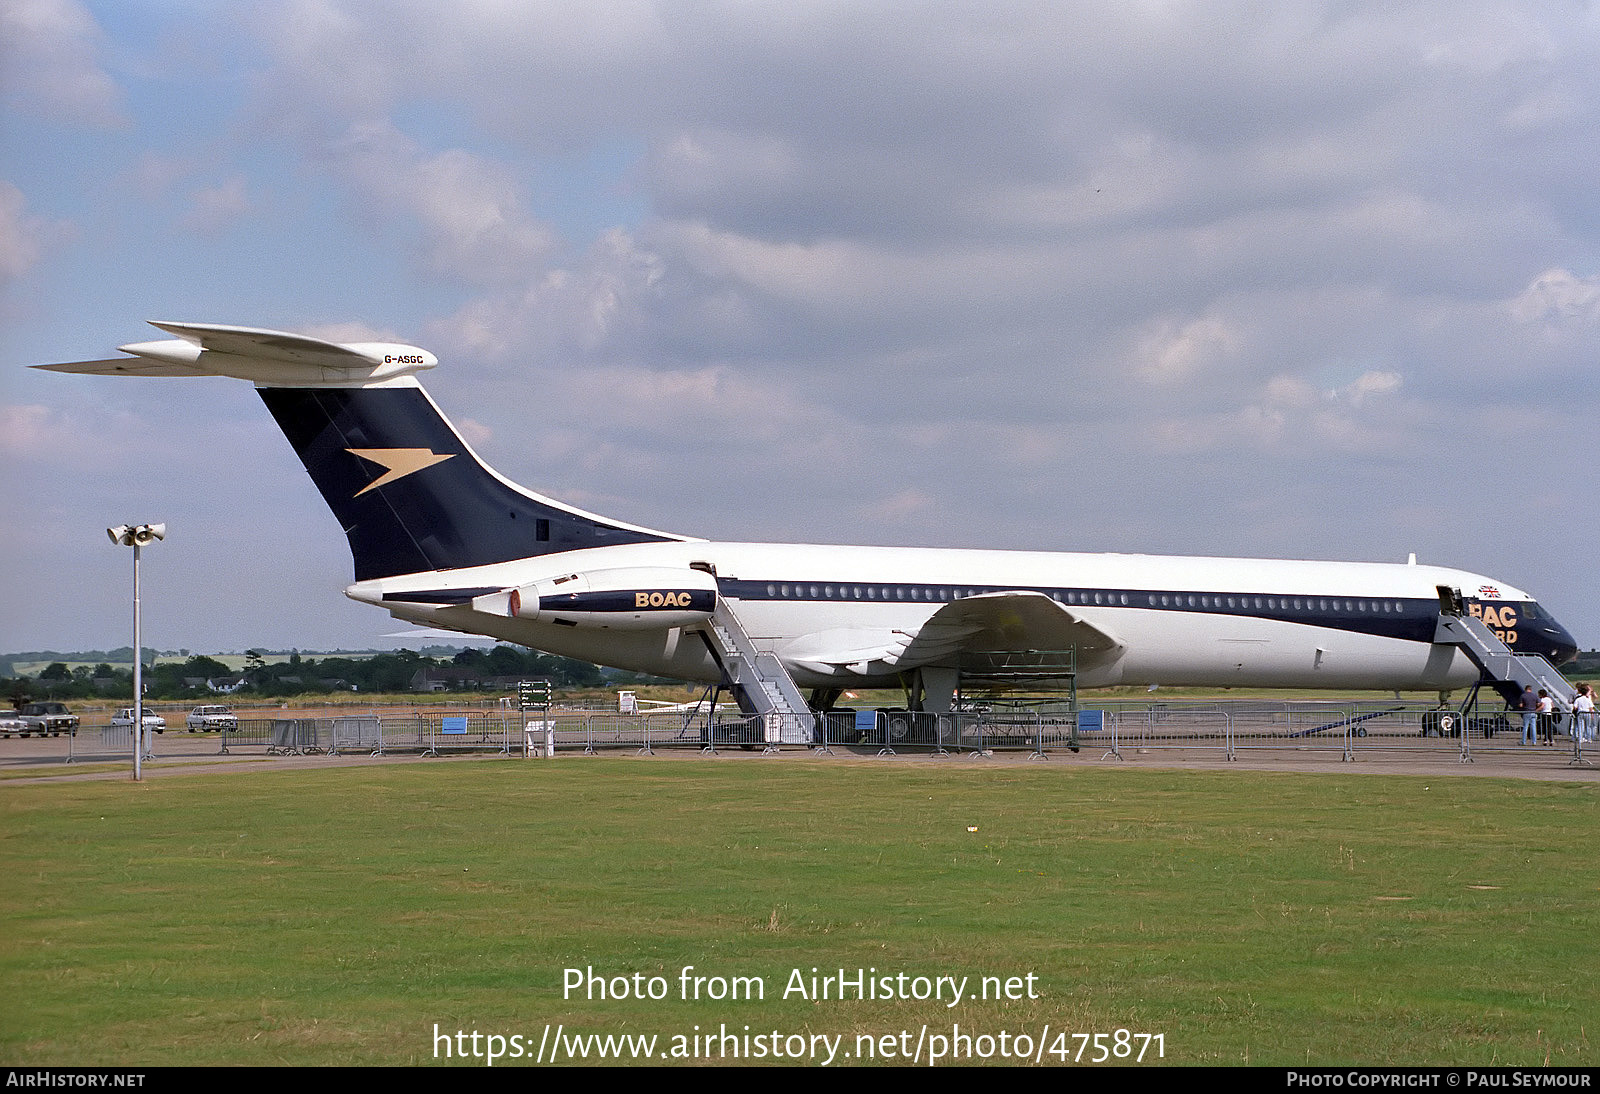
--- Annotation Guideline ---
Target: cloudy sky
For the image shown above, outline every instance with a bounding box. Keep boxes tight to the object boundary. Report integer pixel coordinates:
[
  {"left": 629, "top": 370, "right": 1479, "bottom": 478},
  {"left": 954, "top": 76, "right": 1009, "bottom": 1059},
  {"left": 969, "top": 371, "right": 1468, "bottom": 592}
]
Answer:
[{"left": 2, "top": 0, "right": 1596, "bottom": 656}]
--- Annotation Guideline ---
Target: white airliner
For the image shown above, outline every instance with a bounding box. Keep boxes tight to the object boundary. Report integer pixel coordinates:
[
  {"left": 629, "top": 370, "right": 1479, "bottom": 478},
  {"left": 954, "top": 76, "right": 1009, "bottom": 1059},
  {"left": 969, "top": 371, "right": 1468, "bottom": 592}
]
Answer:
[{"left": 38, "top": 322, "right": 1579, "bottom": 715}]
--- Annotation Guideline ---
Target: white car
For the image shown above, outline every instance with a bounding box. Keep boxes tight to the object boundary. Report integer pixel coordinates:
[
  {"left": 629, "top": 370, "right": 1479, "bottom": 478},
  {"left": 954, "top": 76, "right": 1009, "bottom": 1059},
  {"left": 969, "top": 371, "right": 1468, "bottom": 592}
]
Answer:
[
  {"left": 186, "top": 705, "right": 238, "bottom": 732},
  {"left": 111, "top": 708, "right": 165, "bottom": 734},
  {"left": 0, "top": 710, "right": 27, "bottom": 738},
  {"left": 19, "top": 701, "right": 79, "bottom": 736}
]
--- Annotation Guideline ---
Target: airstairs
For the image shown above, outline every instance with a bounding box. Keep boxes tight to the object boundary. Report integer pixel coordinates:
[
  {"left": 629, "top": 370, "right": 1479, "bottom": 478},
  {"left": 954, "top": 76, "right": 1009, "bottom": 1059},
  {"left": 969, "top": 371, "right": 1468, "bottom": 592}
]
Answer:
[
  {"left": 701, "top": 599, "right": 815, "bottom": 745},
  {"left": 1434, "top": 611, "right": 1576, "bottom": 712}
]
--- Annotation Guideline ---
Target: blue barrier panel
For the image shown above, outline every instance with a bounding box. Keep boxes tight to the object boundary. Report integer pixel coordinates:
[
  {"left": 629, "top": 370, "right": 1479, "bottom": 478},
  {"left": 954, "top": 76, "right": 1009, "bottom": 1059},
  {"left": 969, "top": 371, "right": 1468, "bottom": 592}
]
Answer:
[{"left": 855, "top": 711, "right": 877, "bottom": 740}]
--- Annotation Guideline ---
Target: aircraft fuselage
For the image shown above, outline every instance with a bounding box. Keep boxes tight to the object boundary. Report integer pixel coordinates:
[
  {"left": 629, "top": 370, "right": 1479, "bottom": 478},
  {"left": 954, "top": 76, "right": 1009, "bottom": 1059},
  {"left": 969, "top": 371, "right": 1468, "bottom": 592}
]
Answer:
[{"left": 351, "top": 539, "right": 1578, "bottom": 692}]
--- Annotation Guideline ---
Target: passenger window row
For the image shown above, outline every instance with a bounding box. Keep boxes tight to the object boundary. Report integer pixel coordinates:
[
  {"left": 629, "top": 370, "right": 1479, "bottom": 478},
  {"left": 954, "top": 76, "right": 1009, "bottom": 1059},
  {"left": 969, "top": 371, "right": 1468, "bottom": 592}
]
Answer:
[{"left": 757, "top": 583, "right": 1409, "bottom": 615}]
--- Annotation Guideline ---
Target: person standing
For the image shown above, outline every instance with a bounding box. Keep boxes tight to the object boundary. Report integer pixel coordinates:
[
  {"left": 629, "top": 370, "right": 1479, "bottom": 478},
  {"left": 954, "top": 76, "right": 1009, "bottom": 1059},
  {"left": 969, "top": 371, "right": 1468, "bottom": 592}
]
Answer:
[
  {"left": 1520, "top": 685, "right": 1538, "bottom": 745},
  {"left": 1573, "top": 684, "right": 1596, "bottom": 745},
  {"left": 1537, "top": 689, "right": 1555, "bottom": 744}
]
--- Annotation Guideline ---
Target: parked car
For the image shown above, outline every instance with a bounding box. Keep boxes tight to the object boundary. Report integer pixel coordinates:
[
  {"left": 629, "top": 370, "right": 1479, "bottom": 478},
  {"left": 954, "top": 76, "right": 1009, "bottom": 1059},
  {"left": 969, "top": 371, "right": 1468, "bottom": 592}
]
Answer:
[
  {"left": 19, "top": 701, "right": 79, "bottom": 736},
  {"left": 186, "top": 705, "right": 238, "bottom": 732},
  {"left": 0, "top": 710, "right": 28, "bottom": 738},
  {"left": 111, "top": 707, "right": 165, "bottom": 734}
]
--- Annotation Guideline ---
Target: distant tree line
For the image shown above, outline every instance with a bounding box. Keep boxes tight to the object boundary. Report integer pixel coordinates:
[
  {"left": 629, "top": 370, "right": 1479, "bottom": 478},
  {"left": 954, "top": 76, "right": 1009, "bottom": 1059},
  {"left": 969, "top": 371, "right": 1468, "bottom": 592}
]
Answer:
[
  {"left": 4, "top": 645, "right": 629, "bottom": 705},
  {"left": 0, "top": 648, "right": 137, "bottom": 679}
]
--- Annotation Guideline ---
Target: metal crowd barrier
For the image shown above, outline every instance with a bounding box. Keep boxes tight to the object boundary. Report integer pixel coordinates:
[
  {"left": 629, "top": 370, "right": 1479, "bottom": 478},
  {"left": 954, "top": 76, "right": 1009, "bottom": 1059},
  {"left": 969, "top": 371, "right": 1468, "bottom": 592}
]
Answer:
[
  {"left": 1076, "top": 700, "right": 1598, "bottom": 763},
  {"left": 217, "top": 718, "right": 279, "bottom": 754},
  {"left": 35, "top": 699, "right": 1594, "bottom": 769},
  {"left": 216, "top": 711, "right": 518, "bottom": 756},
  {"left": 67, "top": 723, "right": 148, "bottom": 764},
  {"left": 327, "top": 715, "right": 382, "bottom": 755},
  {"left": 698, "top": 714, "right": 765, "bottom": 752},
  {"left": 968, "top": 711, "right": 1084, "bottom": 758},
  {"left": 804, "top": 710, "right": 1085, "bottom": 758},
  {"left": 269, "top": 718, "right": 324, "bottom": 755},
  {"left": 422, "top": 712, "right": 514, "bottom": 756},
  {"left": 808, "top": 710, "right": 947, "bottom": 755},
  {"left": 578, "top": 713, "right": 660, "bottom": 754}
]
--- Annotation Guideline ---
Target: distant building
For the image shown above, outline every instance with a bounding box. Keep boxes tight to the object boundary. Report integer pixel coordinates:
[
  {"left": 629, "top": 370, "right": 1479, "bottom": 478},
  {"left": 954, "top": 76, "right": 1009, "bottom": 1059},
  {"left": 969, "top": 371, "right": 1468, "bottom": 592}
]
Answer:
[{"left": 408, "top": 667, "right": 526, "bottom": 692}]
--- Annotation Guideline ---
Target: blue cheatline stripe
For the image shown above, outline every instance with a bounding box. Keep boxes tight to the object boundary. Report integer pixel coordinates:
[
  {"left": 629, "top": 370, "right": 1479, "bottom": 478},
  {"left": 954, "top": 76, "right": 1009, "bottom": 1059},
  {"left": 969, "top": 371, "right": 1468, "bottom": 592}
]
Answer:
[
  {"left": 382, "top": 587, "right": 503, "bottom": 604},
  {"left": 540, "top": 590, "right": 717, "bottom": 614},
  {"left": 716, "top": 577, "right": 1442, "bottom": 644}
]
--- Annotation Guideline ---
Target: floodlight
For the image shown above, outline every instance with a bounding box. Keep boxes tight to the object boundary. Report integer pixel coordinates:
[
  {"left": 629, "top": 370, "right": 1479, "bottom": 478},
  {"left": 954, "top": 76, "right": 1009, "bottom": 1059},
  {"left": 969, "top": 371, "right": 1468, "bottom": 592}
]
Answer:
[
  {"left": 108, "top": 522, "right": 165, "bottom": 547},
  {"left": 107, "top": 521, "right": 165, "bottom": 780}
]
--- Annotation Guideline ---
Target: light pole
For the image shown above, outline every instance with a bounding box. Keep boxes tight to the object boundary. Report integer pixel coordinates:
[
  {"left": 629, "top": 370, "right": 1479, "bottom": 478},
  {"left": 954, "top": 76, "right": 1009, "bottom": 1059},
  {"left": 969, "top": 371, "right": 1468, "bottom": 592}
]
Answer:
[{"left": 108, "top": 523, "right": 165, "bottom": 781}]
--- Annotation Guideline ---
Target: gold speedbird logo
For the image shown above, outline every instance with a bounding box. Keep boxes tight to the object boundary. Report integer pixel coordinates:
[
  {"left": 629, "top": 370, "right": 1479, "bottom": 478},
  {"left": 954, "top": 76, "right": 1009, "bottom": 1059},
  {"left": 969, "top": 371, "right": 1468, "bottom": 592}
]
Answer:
[{"left": 347, "top": 448, "right": 455, "bottom": 496}]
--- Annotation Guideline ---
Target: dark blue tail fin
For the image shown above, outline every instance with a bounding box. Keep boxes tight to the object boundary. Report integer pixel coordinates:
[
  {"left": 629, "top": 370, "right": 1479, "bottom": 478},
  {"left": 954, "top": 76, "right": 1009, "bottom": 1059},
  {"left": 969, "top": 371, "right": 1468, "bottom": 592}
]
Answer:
[
  {"left": 260, "top": 382, "right": 676, "bottom": 581},
  {"left": 34, "top": 322, "right": 680, "bottom": 581}
]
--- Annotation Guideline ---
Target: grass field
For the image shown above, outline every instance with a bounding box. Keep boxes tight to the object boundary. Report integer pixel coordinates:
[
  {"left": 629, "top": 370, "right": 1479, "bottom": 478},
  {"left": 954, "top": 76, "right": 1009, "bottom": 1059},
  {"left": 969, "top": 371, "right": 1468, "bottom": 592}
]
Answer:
[{"left": 3, "top": 757, "right": 1596, "bottom": 1067}]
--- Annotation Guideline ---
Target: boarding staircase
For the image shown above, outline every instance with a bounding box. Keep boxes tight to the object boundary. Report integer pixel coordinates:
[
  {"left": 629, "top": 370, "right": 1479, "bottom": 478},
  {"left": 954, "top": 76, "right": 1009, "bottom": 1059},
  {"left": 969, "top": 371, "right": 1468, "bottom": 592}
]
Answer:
[
  {"left": 701, "top": 599, "right": 816, "bottom": 745},
  {"left": 1434, "top": 612, "right": 1576, "bottom": 712}
]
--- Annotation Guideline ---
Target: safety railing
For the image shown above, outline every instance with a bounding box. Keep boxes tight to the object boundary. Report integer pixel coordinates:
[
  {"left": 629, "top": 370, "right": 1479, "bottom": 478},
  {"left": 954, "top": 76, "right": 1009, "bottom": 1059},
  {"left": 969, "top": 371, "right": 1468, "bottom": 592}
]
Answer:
[
  {"left": 67, "top": 723, "right": 147, "bottom": 764},
  {"left": 23, "top": 699, "right": 1597, "bottom": 769}
]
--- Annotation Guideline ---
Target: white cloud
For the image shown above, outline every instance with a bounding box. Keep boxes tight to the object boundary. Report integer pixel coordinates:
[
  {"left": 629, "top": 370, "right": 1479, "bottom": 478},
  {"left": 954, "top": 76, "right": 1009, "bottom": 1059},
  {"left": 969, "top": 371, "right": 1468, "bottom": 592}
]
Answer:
[
  {"left": 233, "top": 2, "right": 1600, "bottom": 382},
  {"left": 0, "top": 401, "right": 150, "bottom": 466},
  {"left": 1135, "top": 313, "right": 1245, "bottom": 384},
  {"left": 316, "top": 120, "right": 558, "bottom": 285},
  {"left": 1338, "top": 370, "right": 1403, "bottom": 406},
  {"left": 130, "top": 153, "right": 195, "bottom": 202},
  {"left": 455, "top": 418, "right": 493, "bottom": 448},
  {"left": 432, "top": 228, "right": 663, "bottom": 361},
  {"left": 0, "top": 0, "right": 125, "bottom": 126},
  {"left": 0, "top": 403, "right": 57, "bottom": 454},
  {"left": 1416, "top": 3, "right": 1559, "bottom": 74},
  {"left": 1263, "top": 374, "right": 1320, "bottom": 411},
  {"left": 1509, "top": 269, "right": 1600, "bottom": 324},
  {"left": 179, "top": 176, "right": 254, "bottom": 236},
  {"left": 302, "top": 320, "right": 405, "bottom": 344},
  {"left": 0, "top": 180, "right": 72, "bottom": 286},
  {"left": 1144, "top": 367, "right": 1409, "bottom": 458},
  {"left": 857, "top": 488, "right": 936, "bottom": 525}
]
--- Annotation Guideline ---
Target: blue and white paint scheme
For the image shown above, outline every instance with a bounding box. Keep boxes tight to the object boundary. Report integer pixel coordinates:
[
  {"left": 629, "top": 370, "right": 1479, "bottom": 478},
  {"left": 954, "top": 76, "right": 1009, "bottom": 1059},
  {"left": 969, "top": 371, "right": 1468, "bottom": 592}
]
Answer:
[{"left": 38, "top": 322, "right": 1579, "bottom": 703}]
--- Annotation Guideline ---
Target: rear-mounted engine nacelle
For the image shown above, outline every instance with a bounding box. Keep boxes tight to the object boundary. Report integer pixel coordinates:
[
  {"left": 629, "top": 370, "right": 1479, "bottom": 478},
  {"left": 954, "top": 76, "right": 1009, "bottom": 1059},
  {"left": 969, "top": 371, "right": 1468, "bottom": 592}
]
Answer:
[{"left": 474, "top": 566, "right": 718, "bottom": 630}]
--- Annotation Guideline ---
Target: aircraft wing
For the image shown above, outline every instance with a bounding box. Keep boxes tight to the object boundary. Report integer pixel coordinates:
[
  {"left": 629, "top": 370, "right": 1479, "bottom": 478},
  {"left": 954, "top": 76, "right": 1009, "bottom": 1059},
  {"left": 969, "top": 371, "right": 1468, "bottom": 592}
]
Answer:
[{"left": 779, "top": 591, "right": 1124, "bottom": 676}]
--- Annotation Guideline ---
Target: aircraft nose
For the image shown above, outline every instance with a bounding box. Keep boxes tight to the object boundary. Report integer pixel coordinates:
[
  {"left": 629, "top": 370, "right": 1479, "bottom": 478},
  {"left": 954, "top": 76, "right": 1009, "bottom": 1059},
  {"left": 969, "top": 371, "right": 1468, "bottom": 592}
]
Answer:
[
  {"left": 1551, "top": 632, "right": 1579, "bottom": 667},
  {"left": 1545, "top": 617, "right": 1580, "bottom": 666}
]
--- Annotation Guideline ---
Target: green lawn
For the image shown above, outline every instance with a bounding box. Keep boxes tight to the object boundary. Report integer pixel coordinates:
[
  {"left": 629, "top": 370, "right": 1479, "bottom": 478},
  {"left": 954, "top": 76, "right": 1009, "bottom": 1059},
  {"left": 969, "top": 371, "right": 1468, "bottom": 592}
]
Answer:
[{"left": 3, "top": 758, "right": 1595, "bottom": 1066}]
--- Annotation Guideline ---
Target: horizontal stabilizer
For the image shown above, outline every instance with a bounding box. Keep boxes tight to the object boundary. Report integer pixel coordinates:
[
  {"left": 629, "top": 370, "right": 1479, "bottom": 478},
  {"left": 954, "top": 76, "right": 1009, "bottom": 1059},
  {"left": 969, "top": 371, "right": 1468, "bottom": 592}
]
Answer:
[
  {"left": 32, "top": 356, "right": 208, "bottom": 377},
  {"left": 34, "top": 321, "right": 437, "bottom": 387}
]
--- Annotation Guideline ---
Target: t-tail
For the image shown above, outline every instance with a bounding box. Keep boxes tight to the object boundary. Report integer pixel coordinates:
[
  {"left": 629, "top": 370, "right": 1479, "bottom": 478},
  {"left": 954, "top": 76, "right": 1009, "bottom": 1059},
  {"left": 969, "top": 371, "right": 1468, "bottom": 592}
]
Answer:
[{"left": 35, "top": 321, "right": 684, "bottom": 580}]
